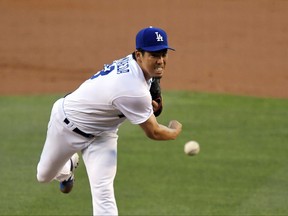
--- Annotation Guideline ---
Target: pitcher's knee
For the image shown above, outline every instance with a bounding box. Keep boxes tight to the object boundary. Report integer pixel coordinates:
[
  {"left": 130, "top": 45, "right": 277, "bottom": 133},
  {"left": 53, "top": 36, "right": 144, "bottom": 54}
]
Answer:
[{"left": 37, "top": 171, "right": 53, "bottom": 183}]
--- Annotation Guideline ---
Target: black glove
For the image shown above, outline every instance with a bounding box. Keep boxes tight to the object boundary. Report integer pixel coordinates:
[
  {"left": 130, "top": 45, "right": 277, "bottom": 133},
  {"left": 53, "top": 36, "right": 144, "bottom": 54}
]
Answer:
[{"left": 150, "top": 78, "right": 163, "bottom": 117}]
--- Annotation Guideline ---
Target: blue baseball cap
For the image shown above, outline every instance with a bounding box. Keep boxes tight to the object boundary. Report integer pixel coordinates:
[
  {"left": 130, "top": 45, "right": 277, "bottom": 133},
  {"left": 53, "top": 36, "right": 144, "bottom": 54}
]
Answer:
[{"left": 136, "top": 26, "right": 175, "bottom": 52}]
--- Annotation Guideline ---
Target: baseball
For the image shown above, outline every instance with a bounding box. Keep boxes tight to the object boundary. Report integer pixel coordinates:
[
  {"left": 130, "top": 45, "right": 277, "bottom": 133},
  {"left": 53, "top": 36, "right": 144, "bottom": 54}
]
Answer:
[{"left": 184, "top": 141, "right": 200, "bottom": 156}]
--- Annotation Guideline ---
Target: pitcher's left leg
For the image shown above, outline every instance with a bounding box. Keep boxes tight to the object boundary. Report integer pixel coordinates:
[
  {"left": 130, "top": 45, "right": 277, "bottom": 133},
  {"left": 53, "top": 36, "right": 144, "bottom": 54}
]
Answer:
[{"left": 82, "top": 134, "right": 118, "bottom": 216}]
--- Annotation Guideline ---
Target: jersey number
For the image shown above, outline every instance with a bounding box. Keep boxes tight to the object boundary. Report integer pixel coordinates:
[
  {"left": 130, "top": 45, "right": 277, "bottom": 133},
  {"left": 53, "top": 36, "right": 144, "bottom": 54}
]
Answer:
[{"left": 90, "top": 64, "right": 115, "bottom": 79}]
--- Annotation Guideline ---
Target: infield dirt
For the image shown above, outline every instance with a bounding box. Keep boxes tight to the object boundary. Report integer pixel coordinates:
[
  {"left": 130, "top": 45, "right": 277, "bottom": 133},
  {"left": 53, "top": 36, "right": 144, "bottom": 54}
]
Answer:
[{"left": 1, "top": 0, "right": 287, "bottom": 98}]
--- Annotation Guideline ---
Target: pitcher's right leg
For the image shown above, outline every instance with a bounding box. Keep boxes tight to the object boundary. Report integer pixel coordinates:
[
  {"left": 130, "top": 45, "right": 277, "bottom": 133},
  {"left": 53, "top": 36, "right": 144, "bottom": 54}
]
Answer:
[{"left": 36, "top": 99, "right": 79, "bottom": 183}]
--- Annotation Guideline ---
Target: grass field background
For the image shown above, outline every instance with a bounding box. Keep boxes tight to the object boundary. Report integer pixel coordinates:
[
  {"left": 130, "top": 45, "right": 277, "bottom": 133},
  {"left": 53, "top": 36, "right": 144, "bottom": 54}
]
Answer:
[{"left": 0, "top": 91, "right": 287, "bottom": 216}]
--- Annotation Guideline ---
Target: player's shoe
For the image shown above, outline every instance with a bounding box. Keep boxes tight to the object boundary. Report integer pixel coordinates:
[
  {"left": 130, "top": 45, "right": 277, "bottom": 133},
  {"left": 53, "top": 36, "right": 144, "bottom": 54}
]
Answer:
[{"left": 60, "top": 153, "right": 79, "bottom": 194}]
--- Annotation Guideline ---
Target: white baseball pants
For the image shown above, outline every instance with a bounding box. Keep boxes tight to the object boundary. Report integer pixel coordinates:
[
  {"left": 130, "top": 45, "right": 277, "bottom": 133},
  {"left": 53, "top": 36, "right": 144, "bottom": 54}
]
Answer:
[{"left": 37, "top": 98, "right": 119, "bottom": 216}]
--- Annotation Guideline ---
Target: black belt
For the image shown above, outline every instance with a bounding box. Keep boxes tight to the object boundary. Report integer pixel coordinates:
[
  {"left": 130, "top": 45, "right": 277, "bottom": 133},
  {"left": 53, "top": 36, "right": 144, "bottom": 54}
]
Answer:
[{"left": 64, "top": 118, "right": 94, "bottom": 138}]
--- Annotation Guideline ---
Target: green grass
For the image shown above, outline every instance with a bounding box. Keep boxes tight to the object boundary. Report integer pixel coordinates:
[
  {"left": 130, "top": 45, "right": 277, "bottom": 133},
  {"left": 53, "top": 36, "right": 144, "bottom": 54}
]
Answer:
[{"left": 0, "top": 92, "right": 288, "bottom": 216}]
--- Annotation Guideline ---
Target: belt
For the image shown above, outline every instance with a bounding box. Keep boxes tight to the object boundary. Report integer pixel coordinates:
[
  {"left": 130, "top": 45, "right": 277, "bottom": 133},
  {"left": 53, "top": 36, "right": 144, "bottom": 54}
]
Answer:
[{"left": 64, "top": 118, "right": 94, "bottom": 138}]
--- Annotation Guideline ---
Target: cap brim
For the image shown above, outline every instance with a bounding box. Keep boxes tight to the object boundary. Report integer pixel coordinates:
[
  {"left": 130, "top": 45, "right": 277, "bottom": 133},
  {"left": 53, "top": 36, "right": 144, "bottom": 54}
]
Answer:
[{"left": 141, "top": 45, "right": 175, "bottom": 52}]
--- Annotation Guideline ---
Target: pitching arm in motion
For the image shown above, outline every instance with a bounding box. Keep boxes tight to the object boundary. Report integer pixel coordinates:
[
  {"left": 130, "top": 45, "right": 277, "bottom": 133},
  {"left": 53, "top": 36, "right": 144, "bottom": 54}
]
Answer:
[{"left": 139, "top": 114, "right": 182, "bottom": 140}]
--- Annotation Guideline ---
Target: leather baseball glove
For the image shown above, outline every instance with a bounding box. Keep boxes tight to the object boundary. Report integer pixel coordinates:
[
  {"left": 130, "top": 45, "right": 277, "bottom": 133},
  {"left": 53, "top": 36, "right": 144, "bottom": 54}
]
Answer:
[{"left": 150, "top": 77, "right": 163, "bottom": 117}]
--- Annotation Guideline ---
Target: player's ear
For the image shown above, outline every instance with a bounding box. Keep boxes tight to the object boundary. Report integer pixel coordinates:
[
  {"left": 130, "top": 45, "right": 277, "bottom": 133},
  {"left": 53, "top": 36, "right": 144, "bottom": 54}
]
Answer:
[{"left": 135, "top": 50, "right": 142, "bottom": 62}]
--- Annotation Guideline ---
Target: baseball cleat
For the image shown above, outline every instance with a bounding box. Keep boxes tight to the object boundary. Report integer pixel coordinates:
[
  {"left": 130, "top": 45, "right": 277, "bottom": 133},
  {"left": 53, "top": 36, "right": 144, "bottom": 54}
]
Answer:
[
  {"left": 60, "top": 176, "right": 74, "bottom": 194},
  {"left": 60, "top": 153, "right": 79, "bottom": 194}
]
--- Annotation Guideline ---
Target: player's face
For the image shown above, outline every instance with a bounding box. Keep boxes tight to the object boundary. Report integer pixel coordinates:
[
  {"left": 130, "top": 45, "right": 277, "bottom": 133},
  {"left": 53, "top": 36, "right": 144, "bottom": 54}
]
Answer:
[{"left": 136, "top": 50, "right": 168, "bottom": 80}]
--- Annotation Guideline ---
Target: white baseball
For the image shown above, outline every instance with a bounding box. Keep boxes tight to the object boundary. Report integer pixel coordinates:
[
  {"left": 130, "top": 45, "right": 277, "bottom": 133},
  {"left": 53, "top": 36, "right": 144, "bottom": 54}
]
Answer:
[{"left": 184, "top": 141, "right": 200, "bottom": 156}]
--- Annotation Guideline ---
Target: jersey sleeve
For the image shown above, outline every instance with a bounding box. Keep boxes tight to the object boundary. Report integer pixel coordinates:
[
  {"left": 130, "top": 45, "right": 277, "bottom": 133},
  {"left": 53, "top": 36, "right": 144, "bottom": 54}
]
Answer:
[{"left": 112, "top": 94, "right": 153, "bottom": 125}]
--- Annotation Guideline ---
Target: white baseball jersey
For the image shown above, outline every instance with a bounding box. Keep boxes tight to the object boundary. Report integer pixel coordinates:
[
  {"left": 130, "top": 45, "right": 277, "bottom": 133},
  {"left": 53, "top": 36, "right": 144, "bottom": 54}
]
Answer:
[{"left": 63, "top": 54, "right": 154, "bottom": 135}]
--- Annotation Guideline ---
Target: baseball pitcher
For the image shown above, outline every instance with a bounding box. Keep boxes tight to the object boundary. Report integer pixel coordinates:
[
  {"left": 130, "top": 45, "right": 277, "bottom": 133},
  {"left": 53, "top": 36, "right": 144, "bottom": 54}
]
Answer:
[{"left": 36, "top": 26, "right": 182, "bottom": 216}]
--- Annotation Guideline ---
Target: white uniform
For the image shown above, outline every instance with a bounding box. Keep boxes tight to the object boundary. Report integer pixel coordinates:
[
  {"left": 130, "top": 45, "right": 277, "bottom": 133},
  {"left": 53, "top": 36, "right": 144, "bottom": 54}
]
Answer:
[{"left": 37, "top": 54, "right": 154, "bottom": 216}]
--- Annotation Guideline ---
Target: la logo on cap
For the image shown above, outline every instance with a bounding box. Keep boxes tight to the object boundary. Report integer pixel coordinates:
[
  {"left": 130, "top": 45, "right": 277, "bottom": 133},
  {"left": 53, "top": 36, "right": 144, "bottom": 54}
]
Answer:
[{"left": 155, "top": 32, "right": 163, "bottom": 42}]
